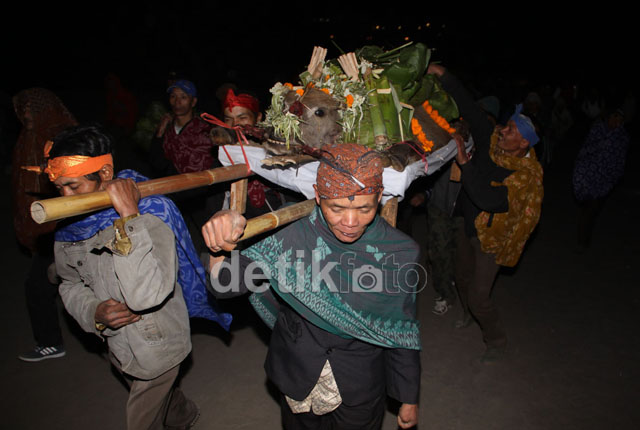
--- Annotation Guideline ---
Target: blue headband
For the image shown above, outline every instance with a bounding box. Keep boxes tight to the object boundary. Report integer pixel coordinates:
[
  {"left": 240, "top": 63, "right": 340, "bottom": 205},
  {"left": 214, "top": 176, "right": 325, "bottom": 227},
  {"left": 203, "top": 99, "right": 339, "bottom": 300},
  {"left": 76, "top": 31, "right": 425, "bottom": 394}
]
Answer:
[{"left": 510, "top": 104, "right": 539, "bottom": 146}]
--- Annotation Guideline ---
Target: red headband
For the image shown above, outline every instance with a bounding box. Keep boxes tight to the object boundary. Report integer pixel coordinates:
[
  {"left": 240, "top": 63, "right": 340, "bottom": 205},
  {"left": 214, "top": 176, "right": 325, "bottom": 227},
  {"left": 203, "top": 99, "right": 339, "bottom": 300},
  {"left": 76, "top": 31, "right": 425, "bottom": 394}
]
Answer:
[{"left": 223, "top": 88, "right": 260, "bottom": 114}]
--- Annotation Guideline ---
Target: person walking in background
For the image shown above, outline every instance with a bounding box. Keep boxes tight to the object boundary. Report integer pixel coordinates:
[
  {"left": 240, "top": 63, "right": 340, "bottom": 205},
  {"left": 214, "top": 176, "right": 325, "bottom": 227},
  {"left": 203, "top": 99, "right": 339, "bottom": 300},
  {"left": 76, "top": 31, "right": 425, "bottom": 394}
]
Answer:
[
  {"left": 428, "top": 64, "right": 544, "bottom": 364},
  {"left": 572, "top": 107, "right": 629, "bottom": 252},
  {"left": 12, "top": 88, "right": 77, "bottom": 362}
]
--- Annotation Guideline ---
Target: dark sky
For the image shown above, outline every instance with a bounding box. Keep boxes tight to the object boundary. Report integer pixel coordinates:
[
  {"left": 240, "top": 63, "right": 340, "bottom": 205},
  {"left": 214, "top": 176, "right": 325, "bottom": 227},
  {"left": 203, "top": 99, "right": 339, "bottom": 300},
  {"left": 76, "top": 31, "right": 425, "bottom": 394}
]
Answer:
[{"left": 4, "top": 7, "right": 636, "bottom": 108}]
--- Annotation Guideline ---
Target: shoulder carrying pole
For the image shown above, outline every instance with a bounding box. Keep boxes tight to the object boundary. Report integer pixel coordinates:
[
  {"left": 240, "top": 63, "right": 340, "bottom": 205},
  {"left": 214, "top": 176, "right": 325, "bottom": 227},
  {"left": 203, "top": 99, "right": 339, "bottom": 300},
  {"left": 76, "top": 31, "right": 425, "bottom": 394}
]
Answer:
[{"left": 30, "top": 165, "right": 252, "bottom": 224}]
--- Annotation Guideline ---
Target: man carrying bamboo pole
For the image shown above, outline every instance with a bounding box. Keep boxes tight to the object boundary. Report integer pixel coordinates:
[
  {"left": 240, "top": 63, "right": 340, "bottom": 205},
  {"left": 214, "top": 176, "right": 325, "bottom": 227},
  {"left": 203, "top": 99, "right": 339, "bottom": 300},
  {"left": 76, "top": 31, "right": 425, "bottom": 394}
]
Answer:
[
  {"left": 427, "top": 64, "right": 544, "bottom": 364},
  {"left": 202, "top": 142, "right": 422, "bottom": 429},
  {"left": 220, "top": 88, "right": 290, "bottom": 217},
  {"left": 39, "top": 124, "right": 232, "bottom": 429}
]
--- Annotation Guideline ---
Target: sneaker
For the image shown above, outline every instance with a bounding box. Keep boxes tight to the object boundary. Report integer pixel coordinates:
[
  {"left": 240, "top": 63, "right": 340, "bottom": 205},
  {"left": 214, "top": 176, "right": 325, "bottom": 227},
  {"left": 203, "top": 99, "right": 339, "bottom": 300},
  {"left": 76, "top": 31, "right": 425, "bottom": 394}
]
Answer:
[
  {"left": 432, "top": 298, "right": 452, "bottom": 315},
  {"left": 18, "top": 345, "right": 66, "bottom": 362}
]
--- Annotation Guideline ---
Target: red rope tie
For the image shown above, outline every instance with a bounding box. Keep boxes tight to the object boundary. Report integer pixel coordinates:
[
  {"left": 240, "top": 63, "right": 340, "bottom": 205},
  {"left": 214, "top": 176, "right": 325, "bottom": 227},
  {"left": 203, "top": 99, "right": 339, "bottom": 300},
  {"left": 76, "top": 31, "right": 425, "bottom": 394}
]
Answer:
[{"left": 201, "top": 113, "right": 252, "bottom": 175}]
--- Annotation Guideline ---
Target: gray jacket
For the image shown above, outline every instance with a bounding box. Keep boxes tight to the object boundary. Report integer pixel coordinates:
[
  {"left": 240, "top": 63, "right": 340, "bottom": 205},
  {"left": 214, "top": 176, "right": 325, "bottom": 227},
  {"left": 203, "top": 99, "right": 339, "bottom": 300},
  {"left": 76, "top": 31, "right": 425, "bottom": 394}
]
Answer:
[{"left": 55, "top": 213, "right": 191, "bottom": 380}]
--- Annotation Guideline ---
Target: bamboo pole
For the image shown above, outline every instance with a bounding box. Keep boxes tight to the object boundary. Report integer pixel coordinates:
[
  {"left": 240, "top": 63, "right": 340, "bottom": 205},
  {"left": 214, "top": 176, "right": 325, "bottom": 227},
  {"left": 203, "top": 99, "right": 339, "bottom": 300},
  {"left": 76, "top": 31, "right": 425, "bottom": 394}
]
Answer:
[
  {"left": 30, "top": 164, "right": 252, "bottom": 224},
  {"left": 380, "top": 197, "right": 398, "bottom": 227},
  {"left": 230, "top": 179, "right": 248, "bottom": 214},
  {"left": 239, "top": 197, "right": 398, "bottom": 242},
  {"left": 240, "top": 199, "right": 317, "bottom": 241},
  {"left": 364, "top": 70, "right": 389, "bottom": 150}
]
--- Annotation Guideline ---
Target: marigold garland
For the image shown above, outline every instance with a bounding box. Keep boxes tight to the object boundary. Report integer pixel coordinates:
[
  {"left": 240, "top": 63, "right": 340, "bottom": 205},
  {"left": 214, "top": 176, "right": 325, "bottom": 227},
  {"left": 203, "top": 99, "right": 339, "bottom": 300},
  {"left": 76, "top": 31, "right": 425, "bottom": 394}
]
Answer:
[
  {"left": 422, "top": 100, "right": 457, "bottom": 134},
  {"left": 410, "top": 100, "right": 457, "bottom": 153},
  {"left": 411, "top": 118, "right": 434, "bottom": 152}
]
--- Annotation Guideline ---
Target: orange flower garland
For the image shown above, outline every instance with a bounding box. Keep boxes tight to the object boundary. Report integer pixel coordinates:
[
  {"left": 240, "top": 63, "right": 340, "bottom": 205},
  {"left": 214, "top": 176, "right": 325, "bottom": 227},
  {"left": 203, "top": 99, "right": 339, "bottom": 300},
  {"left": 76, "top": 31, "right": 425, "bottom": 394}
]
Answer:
[
  {"left": 411, "top": 118, "right": 434, "bottom": 152},
  {"left": 422, "top": 100, "right": 457, "bottom": 134},
  {"left": 286, "top": 80, "right": 354, "bottom": 108},
  {"left": 411, "top": 100, "right": 457, "bottom": 153}
]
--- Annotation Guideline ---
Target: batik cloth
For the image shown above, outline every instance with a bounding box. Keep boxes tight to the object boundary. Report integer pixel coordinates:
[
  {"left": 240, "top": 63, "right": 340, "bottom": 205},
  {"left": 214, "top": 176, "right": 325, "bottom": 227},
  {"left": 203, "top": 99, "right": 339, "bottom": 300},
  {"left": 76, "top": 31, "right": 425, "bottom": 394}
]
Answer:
[
  {"left": 245, "top": 206, "right": 421, "bottom": 350},
  {"left": 285, "top": 360, "right": 342, "bottom": 415},
  {"left": 474, "top": 133, "right": 544, "bottom": 267},
  {"left": 572, "top": 119, "right": 629, "bottom": 201},
  {"left": 54, "top": 169, "right": 232, "bottom": 330},
  {"left": 162, "top": 117, "right": 214, "bottom": 173},
  {"left": 315, "top": 143, "right": 384, "bottom": 199}
]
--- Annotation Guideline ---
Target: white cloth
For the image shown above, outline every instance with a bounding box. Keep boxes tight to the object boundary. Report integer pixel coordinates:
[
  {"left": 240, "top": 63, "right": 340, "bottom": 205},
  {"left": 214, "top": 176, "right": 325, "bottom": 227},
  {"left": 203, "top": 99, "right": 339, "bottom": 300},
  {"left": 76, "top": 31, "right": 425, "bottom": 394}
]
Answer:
[{"left": 218, "top": 138, "right": 473, "bottom": 204}]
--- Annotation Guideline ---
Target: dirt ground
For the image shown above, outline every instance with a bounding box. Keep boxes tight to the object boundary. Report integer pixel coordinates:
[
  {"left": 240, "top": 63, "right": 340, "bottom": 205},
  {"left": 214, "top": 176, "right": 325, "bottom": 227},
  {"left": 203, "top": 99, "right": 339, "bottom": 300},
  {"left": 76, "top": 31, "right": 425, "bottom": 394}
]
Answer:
[{"left": 1, "top": 129, "right": 638, "bottom": 430}]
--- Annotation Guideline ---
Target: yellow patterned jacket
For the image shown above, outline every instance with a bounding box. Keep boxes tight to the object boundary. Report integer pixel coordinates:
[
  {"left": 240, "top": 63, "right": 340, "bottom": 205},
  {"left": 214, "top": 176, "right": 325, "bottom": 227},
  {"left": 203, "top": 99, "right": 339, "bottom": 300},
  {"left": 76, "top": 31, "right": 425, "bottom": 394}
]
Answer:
[{"left": 475, "top": 133, "right": 544, "bottom": 267}]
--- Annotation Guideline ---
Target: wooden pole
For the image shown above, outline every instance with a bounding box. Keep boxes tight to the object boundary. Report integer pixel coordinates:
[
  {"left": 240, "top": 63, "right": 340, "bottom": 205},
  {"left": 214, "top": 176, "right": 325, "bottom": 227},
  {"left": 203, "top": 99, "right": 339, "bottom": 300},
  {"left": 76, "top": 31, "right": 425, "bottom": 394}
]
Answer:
[
  {"left": 240, "top": 199, "right": 316, "bottom": 241},
  {"left": 30, "top": 164, "right": 252, "bottom": 224},
  {"left": 229, "top": 179, "right": 248, "bottom": 214},
  {"left": 380, "top": 197, "right": 398, "bottom": 227},
  {"left": 238, "top": 196, "right": 398, "bottom": 242}
]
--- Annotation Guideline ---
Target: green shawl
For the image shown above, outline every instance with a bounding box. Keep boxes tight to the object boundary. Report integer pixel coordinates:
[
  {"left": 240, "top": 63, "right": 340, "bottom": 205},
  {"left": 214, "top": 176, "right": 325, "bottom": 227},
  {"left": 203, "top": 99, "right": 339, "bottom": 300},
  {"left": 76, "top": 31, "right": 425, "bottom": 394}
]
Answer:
[{"left": 244, "top": 206, "right": 421, "bottom": 350}]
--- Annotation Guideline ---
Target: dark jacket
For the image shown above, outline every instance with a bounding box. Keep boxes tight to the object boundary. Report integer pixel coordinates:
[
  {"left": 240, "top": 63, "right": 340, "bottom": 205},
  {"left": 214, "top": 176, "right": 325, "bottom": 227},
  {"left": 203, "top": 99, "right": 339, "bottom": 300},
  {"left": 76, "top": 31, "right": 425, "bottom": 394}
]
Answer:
[
  {"left": 215, "top": 254, "right": 420, "bottom": 406},
  {"left": 439, "top": 71, "right": 512, "bottom": 237}
]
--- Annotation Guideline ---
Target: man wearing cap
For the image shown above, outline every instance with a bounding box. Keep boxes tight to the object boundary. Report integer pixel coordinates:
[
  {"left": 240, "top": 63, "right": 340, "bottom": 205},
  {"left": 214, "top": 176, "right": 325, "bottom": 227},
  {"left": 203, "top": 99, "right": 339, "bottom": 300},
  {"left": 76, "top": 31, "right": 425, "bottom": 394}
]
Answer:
[
  {"left": 40, "top": 124, "right": 233, "bottom": 429},
  {"left": 149, "top": 79, "right": 221, "bottom": 255},
  {"left": 151, "top": 79, "right": 214, "bottom": 176},
  {"left": 427, "top": 64, "right": 544, "bottom": 364},
  {"left": 202, "top": 142, "right": 421, "bottom": 429}
]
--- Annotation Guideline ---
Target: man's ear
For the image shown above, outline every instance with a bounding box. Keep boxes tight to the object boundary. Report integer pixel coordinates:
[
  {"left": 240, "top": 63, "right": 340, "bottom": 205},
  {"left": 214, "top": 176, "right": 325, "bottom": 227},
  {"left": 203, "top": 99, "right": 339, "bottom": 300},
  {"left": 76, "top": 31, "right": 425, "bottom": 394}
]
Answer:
[
  {"left": 191, "top": 97, "right": 198, "bottom": 108},
  {"left": 256, "top": 112, "right": 263, "bottom": 123},
  {"left": 519, "top": 137, "right": 530, "bottom": 150},
  {"left": 313, "top": 184, "right": 321, "bottom": 205},
  {"left": 98, "top": 164, "right": 114, "bottom": 182},
  {"left": 377, "top": 189, "right": 384, "bottom": 204}
]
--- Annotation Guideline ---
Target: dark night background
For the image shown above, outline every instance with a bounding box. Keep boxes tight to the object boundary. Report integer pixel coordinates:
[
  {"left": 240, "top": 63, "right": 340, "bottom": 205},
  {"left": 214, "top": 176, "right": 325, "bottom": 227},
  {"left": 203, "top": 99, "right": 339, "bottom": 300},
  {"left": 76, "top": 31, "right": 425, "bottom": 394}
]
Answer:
[{"left": 3, "top": 7, "right": 637, "bottom": 111}]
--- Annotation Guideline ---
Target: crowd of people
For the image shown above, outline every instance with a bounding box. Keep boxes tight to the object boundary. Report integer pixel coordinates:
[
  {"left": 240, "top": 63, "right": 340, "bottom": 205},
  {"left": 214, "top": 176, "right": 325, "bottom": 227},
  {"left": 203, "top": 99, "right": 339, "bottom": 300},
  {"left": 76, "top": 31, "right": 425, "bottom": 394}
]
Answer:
[{"left": 7, "top": 59, "right": 633, "bottom": 429}]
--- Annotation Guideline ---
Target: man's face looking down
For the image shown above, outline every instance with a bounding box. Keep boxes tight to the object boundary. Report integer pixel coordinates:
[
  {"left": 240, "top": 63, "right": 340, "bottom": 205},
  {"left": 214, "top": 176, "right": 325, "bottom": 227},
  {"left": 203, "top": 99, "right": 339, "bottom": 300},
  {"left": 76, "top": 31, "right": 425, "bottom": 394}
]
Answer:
[{"left": 315, "top": 191, "right": 381, "bottom": 243}]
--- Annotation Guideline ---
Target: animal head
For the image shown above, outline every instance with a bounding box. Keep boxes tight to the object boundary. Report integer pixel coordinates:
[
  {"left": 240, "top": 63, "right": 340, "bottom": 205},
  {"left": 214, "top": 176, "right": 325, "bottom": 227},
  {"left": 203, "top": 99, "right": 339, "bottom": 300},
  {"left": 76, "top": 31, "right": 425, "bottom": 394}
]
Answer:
[{"left": 283, "top": 87, "right": 343, "bottom": 149}]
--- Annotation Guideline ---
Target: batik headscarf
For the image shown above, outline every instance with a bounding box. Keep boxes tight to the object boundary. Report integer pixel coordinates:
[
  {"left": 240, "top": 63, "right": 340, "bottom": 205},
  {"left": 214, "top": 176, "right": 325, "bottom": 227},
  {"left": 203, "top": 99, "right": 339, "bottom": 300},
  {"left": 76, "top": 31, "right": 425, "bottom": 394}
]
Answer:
[
  {"left": 11, "top": 88, "right": 78, "bottom": 253},
  {"left": 315, "top": 143, "right": 384, "bottom": 199},
  {"left": 54, "top": 169, "right": 233, "bottom": 330},
  {"left": 475, "top": 132, "right": 544, "bottom": 267}
]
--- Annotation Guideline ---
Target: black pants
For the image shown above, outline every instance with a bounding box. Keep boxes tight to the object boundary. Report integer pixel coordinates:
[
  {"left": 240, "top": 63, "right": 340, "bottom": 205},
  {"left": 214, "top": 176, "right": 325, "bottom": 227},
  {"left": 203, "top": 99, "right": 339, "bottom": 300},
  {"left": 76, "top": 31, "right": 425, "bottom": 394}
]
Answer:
[
  {"left": 426, "top": 205, "right": 457, "bottom": 303},
  {"left": 280, "top": 394, "right": 386, "bottom": 430},
  {"left": 576, "top": 197, "right": 605, "bottom": 248},
  {"left": 25, "top": 252, "right": 63, "bottom": 347},
  {"left": 454, "top": 229, "right": 506, "bottom": 348}
]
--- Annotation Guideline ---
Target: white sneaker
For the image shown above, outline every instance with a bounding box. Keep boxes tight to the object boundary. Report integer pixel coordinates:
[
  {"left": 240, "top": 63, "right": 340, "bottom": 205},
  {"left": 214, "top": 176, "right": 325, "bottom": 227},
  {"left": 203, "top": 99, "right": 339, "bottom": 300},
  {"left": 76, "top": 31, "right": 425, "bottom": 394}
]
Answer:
[{"left": 432, "top": 298, "right": 452, "bottom": 315}]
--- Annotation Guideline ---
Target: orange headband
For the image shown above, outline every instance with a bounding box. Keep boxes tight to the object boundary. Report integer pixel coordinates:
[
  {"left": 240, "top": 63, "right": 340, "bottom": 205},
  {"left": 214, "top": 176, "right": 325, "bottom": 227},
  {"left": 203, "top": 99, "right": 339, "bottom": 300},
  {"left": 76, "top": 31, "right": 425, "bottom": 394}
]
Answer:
[
  {"left": 43, "top": 153, "right": 113, "bottom": 181},
  {"left": 44, "top": 139, "right": 113, "bottom": 181},
  {"left": 21, "top": 140, "right": 113, "bottom": 181}
]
